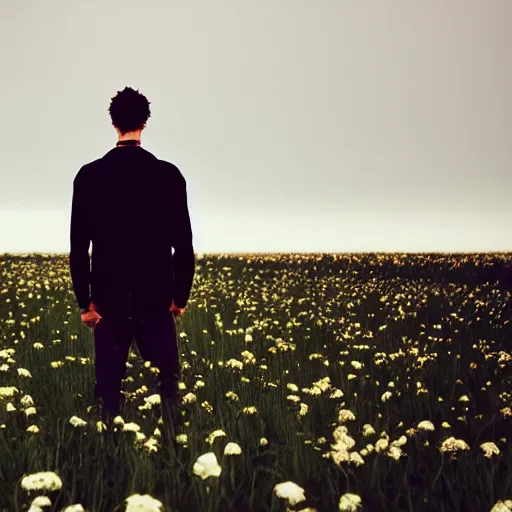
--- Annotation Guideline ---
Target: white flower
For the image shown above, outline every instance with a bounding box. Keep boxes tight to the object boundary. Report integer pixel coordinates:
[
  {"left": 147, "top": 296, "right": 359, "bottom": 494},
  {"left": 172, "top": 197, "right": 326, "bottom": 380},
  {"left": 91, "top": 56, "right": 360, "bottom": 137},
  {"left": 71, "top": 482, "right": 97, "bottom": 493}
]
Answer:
[
  {"left": 338, "top": 409, "right": 356, "bottom": 423},
  {"left": 440, "top": 436, "right": 470, "bottom": 452},
  {"left": 206, "top": 429, "right": 227, "bottom": 445},
  {"left": 96, "top": 421, "right": 108, "bottom": 433},
  {"left": 333, "top": 426, "right": 355, "bottom": 449},
  {"left": 362, "top": 424, "right": 375, "bottom": 437},
  {"left": 339, "top": 492, "right": 362, "bottom": 511},
  {"left": 387, "top": 446, "right": 403, "bottom": 460},
  {"left": 349, "top": 452, "right": 365, "bottom": 466},
  {"left": 0, "top": 386, "right": 18, "bottom": 399},
  {"left": 391, "top": 435, "right": 407, "bottom": 447},
  {"left": 69, "top": 416, "right": 87, "bottom": 428},
  {"left": 331, "top": 446, "right": 350, "bottom": 465},
  {"left": 17, "top": 368, "right": 32, "bottom": 378},
  {"left": 375, "top": 438, "right": 389, "bottom": 452},
  {"left": 21, "top": 395, "right": 35, "bottom": 407},
  {"left": 226, "top": 359, "right": 243, "bottom": 370},
  {"left": 480, "top": 441, "right": 500, "bottom": 458},
  {"left": 490, "top": 500, "right": 512, "bottom": 512},
  {"left": 143, "top": 438, "right": 159, "bottom": 453},
  {"left": 298, "top": 403, "right": 309, "bottom": 417},
  {"left": 113, "top": 416, "right": 125, "bottom": 425},
  {"left": 274, "top": 481, "right": 306, "bottom": 506},
  {"left": 61, "top": 505, "right": 86, "bottom": 512},
  {"left": 381, "top": 391, "right": 392, "bottom": 402},
  {"left": 143, "top": 394, "right": 161, "bottom": 406},
  {"left": 313, "top": 377, "right": 331, "bottom": 392},
  {"left": 417, "top": 420, "right": 435, "bottom": 431},
  {"left": 28, "top": 495, "right": 51, "bottom": 511},
  {"left": 176, "top": 433, "right": 188, "bottom": 445},
  {"left": 224, "top": 442, "right": 242, "bottom": 455},
  {"left": 125, "top": 493, "right": 163, "bottom": 512},
  {"left": 193, "top": 452, "right": 222, "bottom": 480},
  {"left": 21, "top": 471, "right": 63, "bottom": 492},
  {"left": 183, "top": 392, "right": 197, "bottom": 404},
  {"left": 134, "top": 432, "right": 146, "bottom": 443},
  {"left": 122, "top": 422, "right": 140, "bottom": 432}
]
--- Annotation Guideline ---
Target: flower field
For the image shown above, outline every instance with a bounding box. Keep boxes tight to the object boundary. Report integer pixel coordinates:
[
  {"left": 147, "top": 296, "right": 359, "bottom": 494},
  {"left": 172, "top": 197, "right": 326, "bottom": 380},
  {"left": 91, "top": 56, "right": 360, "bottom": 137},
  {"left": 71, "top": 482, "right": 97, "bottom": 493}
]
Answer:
[{"left": 0, "top": 252, "right": 510, "bottom": 512}]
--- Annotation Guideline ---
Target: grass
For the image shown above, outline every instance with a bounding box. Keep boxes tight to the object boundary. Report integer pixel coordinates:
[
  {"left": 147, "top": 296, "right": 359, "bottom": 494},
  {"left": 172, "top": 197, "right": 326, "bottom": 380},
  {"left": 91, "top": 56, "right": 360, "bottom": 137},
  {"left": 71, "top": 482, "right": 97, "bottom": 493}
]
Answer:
[{"left": 0, "top": 252, "right": 510, "bottom": 512}]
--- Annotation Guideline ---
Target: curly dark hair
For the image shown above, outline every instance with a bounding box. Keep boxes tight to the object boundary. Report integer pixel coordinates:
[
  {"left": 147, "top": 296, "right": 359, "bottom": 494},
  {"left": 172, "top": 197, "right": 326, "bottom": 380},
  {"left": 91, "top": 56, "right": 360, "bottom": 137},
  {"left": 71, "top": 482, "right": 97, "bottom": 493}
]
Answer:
[{"left": 108, "top": 86, "right": 151, "bottom": 134}]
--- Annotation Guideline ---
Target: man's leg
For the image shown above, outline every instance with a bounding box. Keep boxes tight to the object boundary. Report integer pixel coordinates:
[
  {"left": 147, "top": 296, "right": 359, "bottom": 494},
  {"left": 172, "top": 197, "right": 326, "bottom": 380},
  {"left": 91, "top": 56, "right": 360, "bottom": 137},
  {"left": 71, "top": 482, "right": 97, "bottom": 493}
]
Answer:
[
  {"left": 133, "top": 311, "right": 182, "bottom": 443},
  {"left": 93, "top": 314, "right": 133, "bottom": 426}
]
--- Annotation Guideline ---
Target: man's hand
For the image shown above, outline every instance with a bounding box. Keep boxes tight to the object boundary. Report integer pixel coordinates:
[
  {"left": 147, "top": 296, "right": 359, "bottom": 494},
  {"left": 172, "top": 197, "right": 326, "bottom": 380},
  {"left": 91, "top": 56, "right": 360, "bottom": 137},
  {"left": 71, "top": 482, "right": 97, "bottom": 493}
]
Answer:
[
  {"left": 170, "top": 299, "right": 187, "bottom": 317},
  {"left": 81, "top": 301, "right": 102, "bottom": 328}
]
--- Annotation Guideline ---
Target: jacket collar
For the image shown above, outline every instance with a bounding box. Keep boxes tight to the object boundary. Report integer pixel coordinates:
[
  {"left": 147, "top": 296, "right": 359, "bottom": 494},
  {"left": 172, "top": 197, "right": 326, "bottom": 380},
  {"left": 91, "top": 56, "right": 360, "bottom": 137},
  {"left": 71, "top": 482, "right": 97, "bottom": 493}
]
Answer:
[{"left": 102, "top": 146, "right": 159, "bottom": 160}]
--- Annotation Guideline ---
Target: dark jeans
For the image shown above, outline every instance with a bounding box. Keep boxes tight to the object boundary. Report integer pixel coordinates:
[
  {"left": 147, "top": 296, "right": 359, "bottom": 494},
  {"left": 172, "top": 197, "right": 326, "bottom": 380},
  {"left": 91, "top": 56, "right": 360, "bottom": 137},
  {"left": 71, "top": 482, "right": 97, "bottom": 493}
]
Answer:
[{"left": 92, "top": 310, "right": 180, "bottom": 424}]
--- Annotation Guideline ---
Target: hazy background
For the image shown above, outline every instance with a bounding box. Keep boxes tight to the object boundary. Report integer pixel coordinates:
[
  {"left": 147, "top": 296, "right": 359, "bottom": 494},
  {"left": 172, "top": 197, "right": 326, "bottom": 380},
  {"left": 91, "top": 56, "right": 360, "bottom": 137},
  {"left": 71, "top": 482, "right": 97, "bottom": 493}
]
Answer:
[{"left": 0, "top": 0, "right": 511, "bottom": 254}]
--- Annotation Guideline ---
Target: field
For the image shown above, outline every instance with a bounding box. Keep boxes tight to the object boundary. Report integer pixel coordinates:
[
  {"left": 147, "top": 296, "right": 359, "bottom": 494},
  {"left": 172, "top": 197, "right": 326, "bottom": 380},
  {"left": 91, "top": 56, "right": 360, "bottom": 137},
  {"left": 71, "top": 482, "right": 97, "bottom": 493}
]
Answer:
[{"left": 0, "top": 252, "right": 511, "bottom": 512}]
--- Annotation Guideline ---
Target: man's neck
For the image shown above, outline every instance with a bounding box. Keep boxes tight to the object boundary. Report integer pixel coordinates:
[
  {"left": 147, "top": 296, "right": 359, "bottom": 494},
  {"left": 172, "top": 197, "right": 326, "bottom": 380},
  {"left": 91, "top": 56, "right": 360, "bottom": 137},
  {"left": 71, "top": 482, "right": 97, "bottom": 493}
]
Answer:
[
  {"left": 117, "top": 131, "right": 142, "bottom": 143},
  {"left": 116, "top": 137, "right": 142, "bottom": 148}
]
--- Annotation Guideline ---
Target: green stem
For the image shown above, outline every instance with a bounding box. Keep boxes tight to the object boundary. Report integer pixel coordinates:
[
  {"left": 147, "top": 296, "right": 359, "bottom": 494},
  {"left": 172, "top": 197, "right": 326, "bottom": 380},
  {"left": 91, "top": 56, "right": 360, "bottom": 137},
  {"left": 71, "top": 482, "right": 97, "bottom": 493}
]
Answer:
[{"left": 431, "top": 452, "right": 444, "bottom": 490}]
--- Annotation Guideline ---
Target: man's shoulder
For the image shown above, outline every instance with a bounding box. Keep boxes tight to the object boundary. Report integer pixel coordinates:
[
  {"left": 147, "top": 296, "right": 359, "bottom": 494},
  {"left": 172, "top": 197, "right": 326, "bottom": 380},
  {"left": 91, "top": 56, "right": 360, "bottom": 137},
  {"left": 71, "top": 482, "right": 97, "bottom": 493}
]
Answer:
[
  {"left": 74, "top": 153, "right": 186, "bottom": 184},
  {"left": 74, "top": 160, "right": 99, "bottom": 183},
  {"left": 157, "top": 159, "right": 185, "bottom": 178},
  {"left": 157, "top": 159, "right": 186, "bottom": 185}
]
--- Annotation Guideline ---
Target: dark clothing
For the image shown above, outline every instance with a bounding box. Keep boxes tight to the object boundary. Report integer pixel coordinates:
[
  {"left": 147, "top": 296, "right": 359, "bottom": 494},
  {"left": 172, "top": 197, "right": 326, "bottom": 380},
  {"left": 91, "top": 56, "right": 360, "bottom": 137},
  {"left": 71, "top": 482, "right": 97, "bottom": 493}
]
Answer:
[
  {"left": 92, "top": 310, "right": 181, "bottom": 420},
  {"left": 69, "top": 145, "right": 195, "bottom": 314}
]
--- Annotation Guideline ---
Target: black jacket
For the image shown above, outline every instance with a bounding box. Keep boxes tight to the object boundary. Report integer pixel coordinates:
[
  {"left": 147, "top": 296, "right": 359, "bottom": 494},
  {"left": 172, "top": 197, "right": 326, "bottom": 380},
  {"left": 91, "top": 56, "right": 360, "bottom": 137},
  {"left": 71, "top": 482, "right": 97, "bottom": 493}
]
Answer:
[{"left": 69, "top": 145, "right": 195, "bottom": 317}]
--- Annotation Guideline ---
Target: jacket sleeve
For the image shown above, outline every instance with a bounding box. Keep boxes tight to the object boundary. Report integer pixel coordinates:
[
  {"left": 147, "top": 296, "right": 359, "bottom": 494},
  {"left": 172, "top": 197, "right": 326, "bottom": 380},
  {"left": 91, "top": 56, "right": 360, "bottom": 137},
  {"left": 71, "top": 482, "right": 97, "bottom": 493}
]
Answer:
[
  {"left": 69, "top": 170, "right": 91, "bottom": 310},
  {"left": 171, "top": 174, "right": 195, "bottom": 308}
]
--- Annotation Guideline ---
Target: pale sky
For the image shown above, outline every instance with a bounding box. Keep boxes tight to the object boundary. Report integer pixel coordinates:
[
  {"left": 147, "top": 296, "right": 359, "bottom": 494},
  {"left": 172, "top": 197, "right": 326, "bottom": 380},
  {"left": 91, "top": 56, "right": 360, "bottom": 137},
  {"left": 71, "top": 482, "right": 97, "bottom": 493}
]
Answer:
[{"left": 0, "top": 0, "right": 511, "bottom": 253}]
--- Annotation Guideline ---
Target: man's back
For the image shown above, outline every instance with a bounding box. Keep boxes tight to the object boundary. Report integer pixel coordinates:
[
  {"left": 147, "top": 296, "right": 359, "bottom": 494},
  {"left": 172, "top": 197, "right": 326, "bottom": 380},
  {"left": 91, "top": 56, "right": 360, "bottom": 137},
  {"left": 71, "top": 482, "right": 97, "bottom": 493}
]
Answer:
[{"left": 70, "top": 145, "right": 195, "bottom": 317}]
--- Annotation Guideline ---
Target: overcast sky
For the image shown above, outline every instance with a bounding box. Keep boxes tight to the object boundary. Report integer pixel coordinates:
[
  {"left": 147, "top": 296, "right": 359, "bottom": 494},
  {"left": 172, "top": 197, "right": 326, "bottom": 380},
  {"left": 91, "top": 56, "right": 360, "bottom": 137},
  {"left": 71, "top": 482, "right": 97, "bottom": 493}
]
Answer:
[{"left": 0, "top": 0, "right": 510, "bottom": 253}]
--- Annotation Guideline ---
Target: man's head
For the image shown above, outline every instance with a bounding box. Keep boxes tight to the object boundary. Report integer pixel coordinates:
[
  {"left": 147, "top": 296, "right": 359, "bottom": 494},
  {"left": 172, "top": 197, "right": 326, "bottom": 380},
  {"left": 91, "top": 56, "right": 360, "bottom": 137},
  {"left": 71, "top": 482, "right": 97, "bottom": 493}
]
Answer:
[{"left": 108, "top": 86, "right": 151, "bottom": 137}]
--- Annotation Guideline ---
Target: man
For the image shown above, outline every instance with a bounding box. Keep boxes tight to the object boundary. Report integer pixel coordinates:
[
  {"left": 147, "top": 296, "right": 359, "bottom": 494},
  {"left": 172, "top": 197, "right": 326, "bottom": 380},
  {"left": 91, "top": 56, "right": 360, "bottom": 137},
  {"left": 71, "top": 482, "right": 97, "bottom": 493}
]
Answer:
[{"left": 69, "top": 86, "right": 195, "bottom": 445}]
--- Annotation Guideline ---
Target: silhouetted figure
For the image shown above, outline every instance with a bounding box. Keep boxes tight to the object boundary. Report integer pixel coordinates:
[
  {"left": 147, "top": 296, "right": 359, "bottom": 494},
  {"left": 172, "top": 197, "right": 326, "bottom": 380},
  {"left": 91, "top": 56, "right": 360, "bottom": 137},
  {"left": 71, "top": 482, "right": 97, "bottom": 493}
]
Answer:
[{"left": 69, "top": 86, "right": 195, "bottom": 446}]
